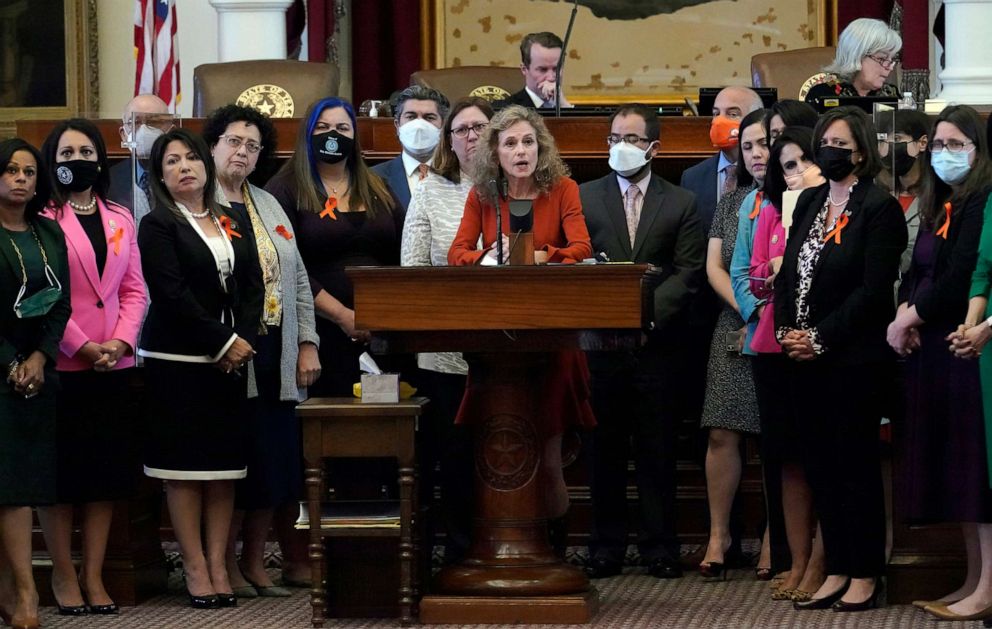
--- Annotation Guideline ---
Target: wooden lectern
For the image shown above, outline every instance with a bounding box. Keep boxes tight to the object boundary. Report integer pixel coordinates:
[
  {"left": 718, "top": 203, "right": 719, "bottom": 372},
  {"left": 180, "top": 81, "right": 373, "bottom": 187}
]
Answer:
[{"left": 347, "top": 264, "right": 650, "bottom": 624}]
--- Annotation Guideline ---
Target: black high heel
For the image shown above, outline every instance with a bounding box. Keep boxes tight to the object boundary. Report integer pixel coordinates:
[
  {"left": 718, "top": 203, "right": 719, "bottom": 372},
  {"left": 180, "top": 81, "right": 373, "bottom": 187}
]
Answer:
[
  {"left": 832, "top": 580, "right": 883, "bottom": 612},
  {"left": 699, "top": 561, "right": 727, "bottom": 581},
  {"left": 793, "top": 578, "right": 851, "bottom": 610},
  {"left": 80, "top": 584, "right": 119, "bottom": 615},
  {"left": 183, "top": 573, "right": 219, "bottom": 609},
  {"left": 215, "top": 592, "right": 237, "bottom": 608}
]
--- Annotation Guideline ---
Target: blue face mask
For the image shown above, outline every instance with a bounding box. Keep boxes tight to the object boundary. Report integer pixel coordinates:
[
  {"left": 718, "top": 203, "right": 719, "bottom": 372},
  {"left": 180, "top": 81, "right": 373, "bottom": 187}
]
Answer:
[{"left": 931, "top": 148, "right": 974, "bottom": 185}]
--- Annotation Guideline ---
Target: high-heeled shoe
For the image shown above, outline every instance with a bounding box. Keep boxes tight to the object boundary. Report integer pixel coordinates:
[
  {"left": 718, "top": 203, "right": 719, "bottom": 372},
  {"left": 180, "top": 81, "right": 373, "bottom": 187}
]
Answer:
[
  {"left": 793, "top": 578, "right": 851, "bottom": 610},
  {"left": 215, "top": 592, "right": 237, "bottom": 608},
  {"left": 698, "top": 561, "right": 727, "bottom": 581},
  {"left": 833, "top": 580, "right": 884, "bottom": 612},
  {"left": 80, "top": 585, "right": 119, "bottom": 615},
  {"left": 754, "top": 567, "right": 773, "bottom": 581},
  {"left": 913, "top": 597, "right": 959, "bottom": 609},
  {"left": 183, "top": 573, "right": 219, "bottom": 609},
  {"left": 925, "top": 601, "right": 992, "bottom": 621},
  {"left": 54, "top": 593, "right": 88, "bottom": 616}
]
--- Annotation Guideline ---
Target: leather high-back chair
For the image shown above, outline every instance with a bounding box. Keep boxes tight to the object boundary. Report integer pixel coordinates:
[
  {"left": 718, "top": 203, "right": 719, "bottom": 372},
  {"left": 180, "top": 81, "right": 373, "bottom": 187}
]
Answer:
[
  {"left": 410, "top": 66, "right": 522, "bottom": 104},
  {"left": 192, "top": 59, "right": 340, "bottom": 117},
  {"left": 751, "top": 46, "right": 837, "bottom": 100}
]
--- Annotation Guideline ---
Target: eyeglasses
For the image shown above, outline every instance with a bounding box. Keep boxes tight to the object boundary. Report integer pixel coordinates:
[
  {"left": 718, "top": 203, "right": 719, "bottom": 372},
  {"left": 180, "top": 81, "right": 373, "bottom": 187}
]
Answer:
[
  {"left": 218, "top": 134, "right": 262, "bottom": 154},
  {"left": 866, "top": 53, "right": 901, "bottom": 69},
  {"left": 450, "top": 122, "right": 488, "bottom": 139},
  {"left": 931, "top": 139, "right": 974, "bottom": 153},
  {"left": 607, "top": 134, "right": 651, "bottom": 146}
]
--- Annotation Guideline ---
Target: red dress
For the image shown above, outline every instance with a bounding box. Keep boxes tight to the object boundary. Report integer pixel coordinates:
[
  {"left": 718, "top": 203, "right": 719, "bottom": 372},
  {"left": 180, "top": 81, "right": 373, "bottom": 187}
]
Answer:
[{"left": 447, "top": 177, "right": 596, "bottom": 436}]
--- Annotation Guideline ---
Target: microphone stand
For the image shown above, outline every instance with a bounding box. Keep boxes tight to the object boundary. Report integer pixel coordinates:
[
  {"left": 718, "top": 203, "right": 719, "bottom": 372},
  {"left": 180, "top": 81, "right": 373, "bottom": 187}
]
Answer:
[
  {"left": 554, "top": 0, "right": 579, "bottom": 118},
  {"left": 491, "top": 178, "right": 504, "bottom": 264}
]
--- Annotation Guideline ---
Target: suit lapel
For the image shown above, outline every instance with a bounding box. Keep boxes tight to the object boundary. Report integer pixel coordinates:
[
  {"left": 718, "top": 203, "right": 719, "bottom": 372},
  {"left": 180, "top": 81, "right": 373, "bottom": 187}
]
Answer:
[
  {"left": 603, "top": 176, "right": 632, "bottom": 258},
  {"left": 390, "top": 158, "right": 411, "bottom": 208},
  {"left": 61, "top": 205, "right": 103, "bottom": 296},
  {"left": 0, "top": 231, "right": 22, "bottom": 290},
  {"left": 811, "top": 182, "right": 867, "bottom": 285},
  {"left": 632, "top": 177, "right": 664, "bottom": 260}
]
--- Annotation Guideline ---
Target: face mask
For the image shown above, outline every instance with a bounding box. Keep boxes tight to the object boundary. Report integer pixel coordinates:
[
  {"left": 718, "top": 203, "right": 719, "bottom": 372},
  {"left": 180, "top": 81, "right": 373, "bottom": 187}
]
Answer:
[
  {"left": 784, "top": 164, "right": 825, "bottom": 191},
  {"left": 709, "top": 116, "right": 741, "bottom": 150},
  {"left": 608, "top": 141, "right": 654, "bottom": 178},
  {"left": 931, "top": 149, "right": 974, "bottom": 185},
  {"left": 55, "top": 160, "right": 100, "bottom": 193},
  {"left": 311, "top": 130, "right": 352, "bottom": 165},
  {"left": 126, "top": 124, "right": 165, "bottom": 160},
  {"left": 8, "top": 230, "right": 63, "bottom": 319},
  {"left": 883, "top": 142, "right": 919, "bottom": 178},
  {"left": 397, "top": 118, "right": 441, "bottom": 155},
  {"left": 815, "top": 145, "right": 856, "bottom": 181}
]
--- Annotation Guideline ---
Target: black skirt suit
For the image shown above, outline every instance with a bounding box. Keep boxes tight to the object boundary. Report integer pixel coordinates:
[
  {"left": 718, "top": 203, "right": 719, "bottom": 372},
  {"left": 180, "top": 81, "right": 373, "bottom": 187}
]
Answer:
[
  {"left": 137, "top": 205, "right": 263, "bottom": 480},
  {"left": 774, "top": 179, "right": 907, "bottom": 578}
]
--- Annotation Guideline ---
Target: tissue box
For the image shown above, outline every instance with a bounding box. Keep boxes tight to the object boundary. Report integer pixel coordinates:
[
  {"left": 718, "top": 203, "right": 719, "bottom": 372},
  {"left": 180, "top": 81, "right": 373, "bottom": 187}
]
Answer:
[{"left": 360, "top": 373, "right": 400, "bottom": 403}]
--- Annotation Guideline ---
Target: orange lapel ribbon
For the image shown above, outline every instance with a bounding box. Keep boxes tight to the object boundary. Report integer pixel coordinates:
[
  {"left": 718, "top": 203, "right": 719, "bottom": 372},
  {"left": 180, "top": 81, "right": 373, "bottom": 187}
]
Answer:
[
  {"left": 219, "top": 216, "right": 242, "bottom": 240},
  {"left": 748, "top": 191, "right": 764, "bottom": 220},
  {"left": 108, "top": 227, "right": 124, "bottom": 255},
  {"left": 275, "top": 224, "right": 294, "bottom": 240},
  {"left": 320, "top": 196, "right": 338, "bottom": 220},
  {"left": 935, "top": 202, "right": 952, "bottom": 240},
  {"left": 823, "top": 212, "right": 850, "bottom": 245}
]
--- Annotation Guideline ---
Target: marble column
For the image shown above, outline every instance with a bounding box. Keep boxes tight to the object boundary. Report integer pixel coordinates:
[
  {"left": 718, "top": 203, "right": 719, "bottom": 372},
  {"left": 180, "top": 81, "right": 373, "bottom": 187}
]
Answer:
[
  {"left": 208, "top": 0, "right": 294, "bottom": 62},
  {"left": 935, "top": 0, "right": 992, "bottom": 104}
]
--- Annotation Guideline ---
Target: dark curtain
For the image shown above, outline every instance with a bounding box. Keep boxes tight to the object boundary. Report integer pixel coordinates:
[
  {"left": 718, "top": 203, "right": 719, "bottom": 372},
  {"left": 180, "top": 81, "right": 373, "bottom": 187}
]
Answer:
[
  {"left": 837, "top": 0, "right": 894, "bottom": 31},
  {"left": 351, "top": 0, "right": 422, "bottom": 105},
  {"left": 286, "top": 0, "right": 306, "bottom": 58},
  {"left": 306, "top": 0, "right": 337, "bottom": 63}
]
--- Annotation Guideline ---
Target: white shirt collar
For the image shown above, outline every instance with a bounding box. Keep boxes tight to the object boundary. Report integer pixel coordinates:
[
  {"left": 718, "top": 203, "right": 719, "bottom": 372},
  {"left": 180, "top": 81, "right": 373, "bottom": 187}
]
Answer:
[
  {"left": 402, "top": 151, "right": 428, "bottom": 178},
  {"left": 524, "top": 86, "right": 546, "bottom": 108},
  {"left": 616, "top": 169, "right": 652, "bottom": 198},
  {"left": 717, "top": 150, "right": 736, "bottom": 174}
]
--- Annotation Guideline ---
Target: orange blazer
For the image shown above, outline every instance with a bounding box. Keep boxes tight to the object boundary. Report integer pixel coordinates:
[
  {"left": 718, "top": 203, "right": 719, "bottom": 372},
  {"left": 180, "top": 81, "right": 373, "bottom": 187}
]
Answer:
[{"left": 448, "top": 177, "right": 593, "bottom": 265}]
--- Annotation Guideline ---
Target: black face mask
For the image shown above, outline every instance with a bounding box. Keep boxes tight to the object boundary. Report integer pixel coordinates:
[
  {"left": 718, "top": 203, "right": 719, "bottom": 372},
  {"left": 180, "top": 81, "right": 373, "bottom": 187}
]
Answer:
[
  {"left": 55, "top": 160, "right": 100, "bottom": 193},
  {"left": 883, "top": 142, "right": 918, "bottom": 178},
  {"left": 815, "top": 145, "right": 856, "bottom": 182},
  {"left": 310, "top": 130, "right": 352, "bottom": 165}
]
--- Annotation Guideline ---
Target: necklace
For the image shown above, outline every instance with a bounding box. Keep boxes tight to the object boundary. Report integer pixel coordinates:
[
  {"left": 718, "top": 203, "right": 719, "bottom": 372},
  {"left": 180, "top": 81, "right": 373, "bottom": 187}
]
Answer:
[
  {"left": 827, "top": 178, "right": 859, "bottom": 207},
  {"left": 188, "top": 208, "right": 210, "bottom": 219},
  {"left": 68, "top": 195, "right": 97, "bottom": 214},
  {"left": 324, "top": 176, "right": 349, "bottom": 197}
]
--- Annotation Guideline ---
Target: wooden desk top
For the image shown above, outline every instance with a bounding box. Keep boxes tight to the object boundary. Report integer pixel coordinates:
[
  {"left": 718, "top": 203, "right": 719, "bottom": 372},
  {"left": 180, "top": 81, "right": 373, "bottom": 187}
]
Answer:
[
  {"left": 297, "top": 396, "right": 428, "bottom": 417},
  {"left": 15, "top": 116, "right": 715, "bottom": 162}
]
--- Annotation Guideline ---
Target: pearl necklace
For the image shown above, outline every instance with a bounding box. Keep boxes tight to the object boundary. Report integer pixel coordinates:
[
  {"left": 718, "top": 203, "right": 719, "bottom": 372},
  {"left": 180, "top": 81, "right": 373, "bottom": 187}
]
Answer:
[
  {"left": 188, "top": 208, "right": 210, "bottom": 219},
  {"left": 68, "top": 195, "right": 97, "bottom": 214},
  {"left": 827, "top": 178, "right": 859, "bottom": 207}
]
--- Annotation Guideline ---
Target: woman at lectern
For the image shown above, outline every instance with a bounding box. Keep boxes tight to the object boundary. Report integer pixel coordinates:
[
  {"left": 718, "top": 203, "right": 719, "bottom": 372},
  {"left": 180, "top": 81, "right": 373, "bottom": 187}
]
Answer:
[
  {"left": 447, "top": 104, "right": 593, "bottom": 546},
  {"left": 805, "top": 18, "right": 902, "bottom": 103}
]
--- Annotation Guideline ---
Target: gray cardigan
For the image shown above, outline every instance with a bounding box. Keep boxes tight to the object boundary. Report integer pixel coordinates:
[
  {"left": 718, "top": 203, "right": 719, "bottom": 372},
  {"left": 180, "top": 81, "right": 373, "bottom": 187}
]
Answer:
[{"left": 216, "top": 183, "right": 320, "bottom": 402}]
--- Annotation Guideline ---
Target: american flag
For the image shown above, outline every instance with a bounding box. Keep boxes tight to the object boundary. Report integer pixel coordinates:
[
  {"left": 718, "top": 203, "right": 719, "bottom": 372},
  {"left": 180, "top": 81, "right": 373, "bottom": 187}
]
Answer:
[{"left": 134, "top": 0, "right": 180, "bottom": 111}]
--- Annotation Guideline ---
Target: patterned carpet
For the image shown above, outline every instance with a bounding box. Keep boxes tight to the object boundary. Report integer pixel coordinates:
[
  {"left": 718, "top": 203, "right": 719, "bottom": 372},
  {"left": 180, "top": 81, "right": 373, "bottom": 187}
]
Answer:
[{"left": 30, "top": 567, "right": 962, "bottom": 629}]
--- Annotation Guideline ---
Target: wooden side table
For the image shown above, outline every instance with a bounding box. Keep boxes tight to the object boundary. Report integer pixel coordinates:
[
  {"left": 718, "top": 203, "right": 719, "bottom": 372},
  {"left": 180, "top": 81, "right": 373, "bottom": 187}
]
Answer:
[{"left": 298, "top": 397, "right": 427, "bottom": 627}]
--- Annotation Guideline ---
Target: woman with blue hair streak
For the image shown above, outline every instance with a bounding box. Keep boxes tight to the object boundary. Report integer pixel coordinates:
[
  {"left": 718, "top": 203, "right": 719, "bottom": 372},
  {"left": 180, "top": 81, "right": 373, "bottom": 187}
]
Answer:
[{"left": 265, "top": 98, "right": 403, "bottom": 396}]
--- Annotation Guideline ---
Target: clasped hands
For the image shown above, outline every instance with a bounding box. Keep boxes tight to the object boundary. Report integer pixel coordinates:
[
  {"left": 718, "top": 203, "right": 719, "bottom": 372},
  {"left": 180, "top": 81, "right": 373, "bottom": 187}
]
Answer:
[
  {"left": 79, "top": 339, "right": 132, "bottom": 372},
  {"left": 7, "top": 350, "right": 45, "bottom": 396},
  {"left": 781, "top": 329, "right": 816, "bottom": 361},
  {"left": 218, "top": 336, "right": 255, "bottom": 374},
  {"left": 947, "top": 322, "right": 992, "bottom": 360}
]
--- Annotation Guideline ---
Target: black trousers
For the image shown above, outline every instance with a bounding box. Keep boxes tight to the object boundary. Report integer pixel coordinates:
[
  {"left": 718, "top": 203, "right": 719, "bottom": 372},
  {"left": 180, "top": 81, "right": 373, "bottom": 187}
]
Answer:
[
  {"left": 786, "top": 359, "right": 886, "bottom": 578},
  {"left": 752, "top": 353, "right": 796, "bottom": 574},
  {"left": 586, "top": 348, "right": 679, "bottom": 563}
]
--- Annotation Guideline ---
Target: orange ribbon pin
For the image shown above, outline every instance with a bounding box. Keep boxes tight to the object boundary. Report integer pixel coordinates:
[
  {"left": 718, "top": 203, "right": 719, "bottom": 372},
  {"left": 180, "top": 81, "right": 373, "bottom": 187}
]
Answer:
[
  {"left": 219, "top": 216, "right": 242, "bottom": 240},
  {"left": 935, "top": 202, "right": 952, "bottom": 240},
  {"left": 108, "top": 227, "right": 124, "bottom": 255},
  {"left": 320, "top": 196, "right": 338, "bottom": 220},
  {"left": 275, "top": 224, "right": 293, "bottom": 240},
  {"left": 748, "top": 191, "right": 764, "bottom": 220},
  {"left": 823, "top": 212, "right": 849, "bottom": 245}
]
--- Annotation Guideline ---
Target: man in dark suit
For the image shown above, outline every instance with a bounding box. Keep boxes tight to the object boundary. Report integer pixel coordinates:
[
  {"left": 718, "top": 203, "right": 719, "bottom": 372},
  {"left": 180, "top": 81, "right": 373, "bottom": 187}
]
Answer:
[
  {"left": 499, "top": 32, "right": 573, "bottom": 110},
  {"left": 371, "top": 85, "right": 448, "bottom": 210},
  {"left": 106, "top": 94, "right": 172, "bottom": 225},
  {"left": 580, "top": 104, "right": 704, "bottom": 579}
]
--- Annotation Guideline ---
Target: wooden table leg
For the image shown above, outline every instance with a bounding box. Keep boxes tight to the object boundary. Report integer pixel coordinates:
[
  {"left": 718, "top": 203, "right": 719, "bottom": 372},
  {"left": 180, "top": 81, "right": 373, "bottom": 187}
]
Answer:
[
  {"left": 303, "top": 417, "right": 326, "bottom": 629},
  {"left": 399, "top": 462, "right": 415, "bottom": 625}
]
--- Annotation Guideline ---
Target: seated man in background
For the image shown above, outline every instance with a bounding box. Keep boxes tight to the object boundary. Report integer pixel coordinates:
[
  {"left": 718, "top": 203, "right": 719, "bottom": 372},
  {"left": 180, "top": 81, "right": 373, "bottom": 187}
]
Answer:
[
  {"left": 106, "top": 93, "right": 172, "bottom": 225},
  {"left": 580, "top": 103, "right": 704, "bottom": 579},
  {"left": 372, "top": 85, "right": 449, "bottom": 210},
  {"left": 500, "top": 31, "right": 573, "bottom": 110}
]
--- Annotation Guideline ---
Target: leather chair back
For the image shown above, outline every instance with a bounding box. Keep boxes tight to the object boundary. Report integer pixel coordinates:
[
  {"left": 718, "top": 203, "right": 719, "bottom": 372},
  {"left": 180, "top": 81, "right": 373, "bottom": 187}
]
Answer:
[
  {"left": 751, "top": 47, "right": 837, "bottom": 100},
  {"left": 410, "top": 66, "right": 522, "bottom": 104},
  {"left": 192, "top": 60, "right": 340, "bottom": 118}
]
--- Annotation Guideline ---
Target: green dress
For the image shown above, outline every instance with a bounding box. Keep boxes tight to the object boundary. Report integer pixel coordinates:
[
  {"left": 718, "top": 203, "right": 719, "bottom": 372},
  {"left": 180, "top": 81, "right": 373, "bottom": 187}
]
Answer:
[
  {"left": 969, "top": 194, "right": 992, "bottom": 487},
  {"left": 0, "top": 219, "right": 71, "bottom": 506}
]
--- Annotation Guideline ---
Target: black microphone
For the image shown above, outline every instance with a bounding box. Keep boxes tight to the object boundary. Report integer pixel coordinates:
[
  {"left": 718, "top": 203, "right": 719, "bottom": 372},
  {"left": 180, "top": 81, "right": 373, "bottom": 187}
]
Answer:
[
  {"left": 555, "top": 0, "right": 580, "bottom": 118},
  {"left": 489, "top": 178, "right": 504, "bottom": 264}
]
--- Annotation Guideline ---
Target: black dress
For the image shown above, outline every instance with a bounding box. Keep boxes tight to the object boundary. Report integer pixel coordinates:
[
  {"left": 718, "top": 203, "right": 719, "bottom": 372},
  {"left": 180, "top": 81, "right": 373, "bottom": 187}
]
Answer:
[{"left": 0, "top": 219, "right": 71, "bottom": 506}]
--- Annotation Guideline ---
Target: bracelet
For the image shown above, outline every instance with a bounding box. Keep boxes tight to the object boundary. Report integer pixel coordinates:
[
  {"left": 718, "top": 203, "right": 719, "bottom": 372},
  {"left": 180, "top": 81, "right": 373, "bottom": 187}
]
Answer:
[{"left": 985, "top": 315, "right": 992, "bottom": 328}]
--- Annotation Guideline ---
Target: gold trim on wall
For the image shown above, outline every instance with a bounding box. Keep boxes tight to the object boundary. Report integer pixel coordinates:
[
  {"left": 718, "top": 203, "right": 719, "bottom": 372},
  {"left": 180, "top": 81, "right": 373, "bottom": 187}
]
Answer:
[
  {"left": 0, "top": 0, "right": 99, "bottom": 136},
  {"left": 421, "top": 0, "right": 837, "bottom": 105}
]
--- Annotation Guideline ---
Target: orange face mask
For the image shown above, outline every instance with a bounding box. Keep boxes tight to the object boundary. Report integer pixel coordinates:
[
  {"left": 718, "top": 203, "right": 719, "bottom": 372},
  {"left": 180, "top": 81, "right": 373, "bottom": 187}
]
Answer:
[{"left": 709, "top": 115, "right": 741, "bottom": 150}]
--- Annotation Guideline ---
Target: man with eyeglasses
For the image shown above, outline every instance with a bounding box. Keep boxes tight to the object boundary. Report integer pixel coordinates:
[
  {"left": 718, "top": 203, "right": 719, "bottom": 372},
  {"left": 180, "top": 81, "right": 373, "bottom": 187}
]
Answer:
[
  {"left": 107, "top": 94, "right": 174, "bottom": 225},
  {"left": 578, "top": 103, "right": 704, "bottom": 580},
  {"left": 372, "top": 85, "right": 449, "bottom": 210},
  {"left": 805, "top": 17, "right": 902, "bottom": 103}
]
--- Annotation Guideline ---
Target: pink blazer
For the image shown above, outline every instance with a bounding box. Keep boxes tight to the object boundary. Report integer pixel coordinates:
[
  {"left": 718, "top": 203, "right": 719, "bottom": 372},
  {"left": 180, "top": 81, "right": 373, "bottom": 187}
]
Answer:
[
  {"left": 44, "top": 198, "right": 147, "bottom": 371},
  {"left": 748, "top": 203, "right": 786, "bottom": 354}
]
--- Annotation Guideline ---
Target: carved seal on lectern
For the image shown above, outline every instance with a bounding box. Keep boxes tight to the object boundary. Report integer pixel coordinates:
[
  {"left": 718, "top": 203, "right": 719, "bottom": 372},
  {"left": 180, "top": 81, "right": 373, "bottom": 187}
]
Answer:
[
  {"left": 469, "top": 85, "right": 511, "bottom": 102},
  {"left": 236, "top": 84, "right": 295, "bottom": 118},
  {"left": 476, "top": 414, "right": 538, "bottom": 491}
]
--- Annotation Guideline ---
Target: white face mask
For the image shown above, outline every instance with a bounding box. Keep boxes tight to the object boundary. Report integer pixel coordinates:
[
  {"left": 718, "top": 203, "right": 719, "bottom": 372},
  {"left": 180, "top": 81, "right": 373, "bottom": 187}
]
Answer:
[
  {"left": 398, "top": 118, "right": 441, "bottom": 155},
  {"left": 783, "top": 164, "right": 825, "bottom": 191},
  {"left": 609, "top": 141, "right": 653, "bottom": 178},
  {"left": 125, "top": 124, "right": 165, "bottom": 159}
]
